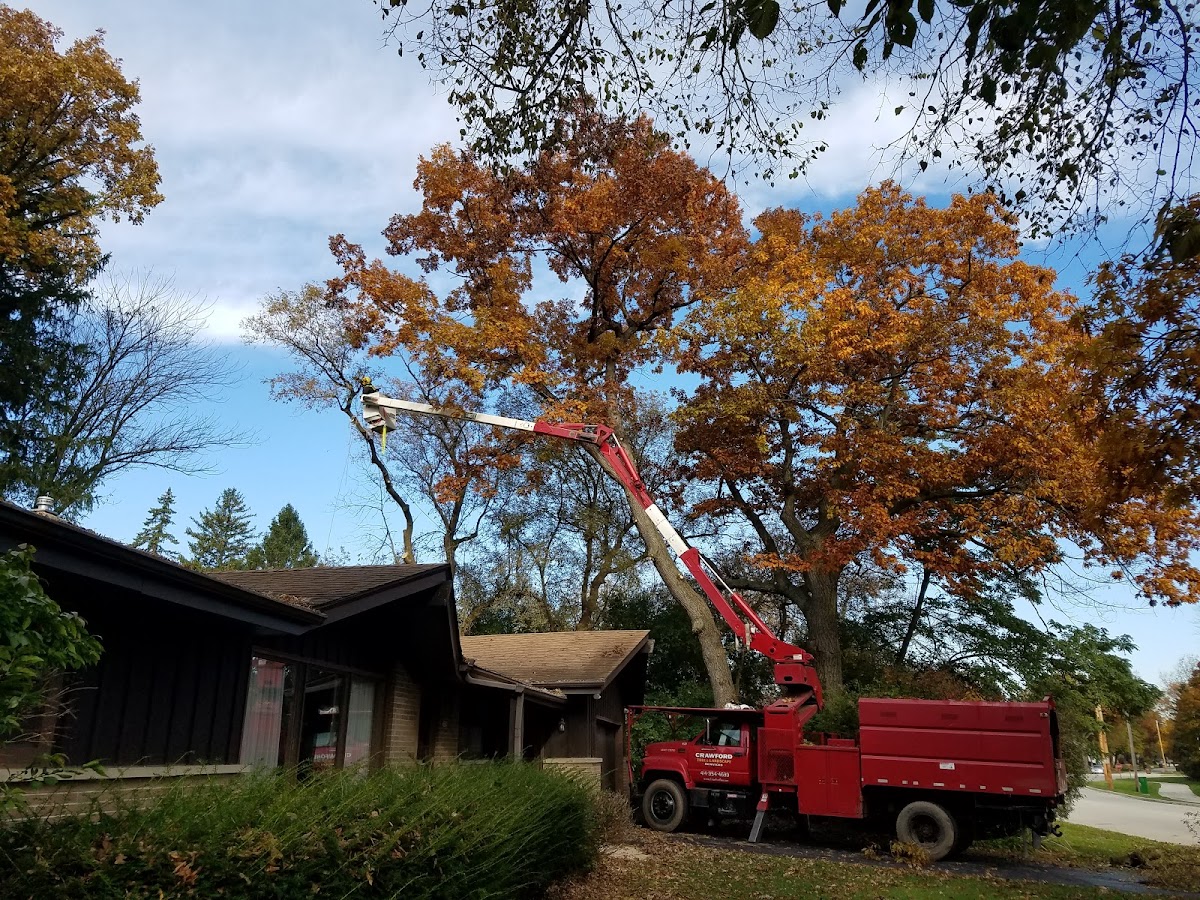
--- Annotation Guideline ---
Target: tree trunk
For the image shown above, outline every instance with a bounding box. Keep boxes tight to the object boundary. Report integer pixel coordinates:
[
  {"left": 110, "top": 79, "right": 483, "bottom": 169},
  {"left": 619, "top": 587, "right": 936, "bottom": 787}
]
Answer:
[
  {"left": 896, "top": 567, "right": 931, "bottom": 666},
  {"left": 589, "top": 446, "right": 737, "bottom": 706},
  {"left": 804, "top": 569, "right": 844, "bottom": 696}
]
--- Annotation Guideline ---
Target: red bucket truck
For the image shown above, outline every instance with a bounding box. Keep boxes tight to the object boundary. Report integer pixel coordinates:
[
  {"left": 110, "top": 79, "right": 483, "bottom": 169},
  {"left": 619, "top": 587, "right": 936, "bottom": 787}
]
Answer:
[{"left": 361, "top": 383, "right": 1069, "bottom": 860}]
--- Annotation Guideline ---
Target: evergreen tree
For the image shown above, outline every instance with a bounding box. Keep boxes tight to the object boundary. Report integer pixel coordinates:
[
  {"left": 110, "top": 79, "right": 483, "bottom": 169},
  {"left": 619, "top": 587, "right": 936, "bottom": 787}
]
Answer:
[
  {"left": 131, "top": 488, "right": 178, "bottom": 557},
  {"left": 185, "top": 488, "right": 255, "bottom": 571},
  {"left": 246, "top": 504, "right": 319, "bottom": 570}
]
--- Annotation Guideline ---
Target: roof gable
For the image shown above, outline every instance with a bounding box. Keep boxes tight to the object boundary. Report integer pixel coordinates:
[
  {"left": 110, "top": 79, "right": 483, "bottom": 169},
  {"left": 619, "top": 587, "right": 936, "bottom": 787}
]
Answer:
[
  {"left": 459, "top": 630, "right": 651, "bottom": 691},
  {"left": 213, "top": 565, "right": 447, "bottom": 608}
]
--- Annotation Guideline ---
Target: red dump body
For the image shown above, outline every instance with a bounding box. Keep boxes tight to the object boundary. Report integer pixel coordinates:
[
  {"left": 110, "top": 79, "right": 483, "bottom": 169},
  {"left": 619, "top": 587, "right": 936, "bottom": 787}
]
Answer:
[{"left": 857, "top": 698, "right": 1068, "bottom": 801}]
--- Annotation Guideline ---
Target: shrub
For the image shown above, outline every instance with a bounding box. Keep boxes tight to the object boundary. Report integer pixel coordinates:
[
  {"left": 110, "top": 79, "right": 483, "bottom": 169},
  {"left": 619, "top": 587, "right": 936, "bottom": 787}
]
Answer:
[{"left": 0, "top": 762, "right": 598, "bottom": 898}]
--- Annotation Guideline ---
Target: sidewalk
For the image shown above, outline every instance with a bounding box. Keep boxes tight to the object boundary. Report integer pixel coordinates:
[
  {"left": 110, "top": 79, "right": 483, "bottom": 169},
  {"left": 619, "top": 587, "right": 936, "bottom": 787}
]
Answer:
[
  {"left": 1068, "top": 787, "right": 1198, "bottom": 845},
  {"left": 1156, "top": 781, "right": 1200, "bottom": 805}
]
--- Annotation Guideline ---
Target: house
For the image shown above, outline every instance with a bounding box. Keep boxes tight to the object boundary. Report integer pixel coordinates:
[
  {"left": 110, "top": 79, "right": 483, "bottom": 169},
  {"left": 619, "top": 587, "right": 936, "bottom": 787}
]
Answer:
[
  {"left": 0, "top": 501, "right": 643, "bottom": 806},
  {"left": 460, "top": 631, "right": 652, "bottom": 791}
]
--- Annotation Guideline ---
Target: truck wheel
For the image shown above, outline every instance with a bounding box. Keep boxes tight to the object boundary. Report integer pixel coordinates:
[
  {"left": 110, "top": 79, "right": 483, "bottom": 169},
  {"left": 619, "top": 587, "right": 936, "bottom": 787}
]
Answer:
[
  {"left": 949, "top": 817, "right": 975, "bottom": 857},
  {"left": 642, "top": 778, "right": 687, "bottom": 832},
  {"left": 895, "top": 801, "right": 958, "bottom": 862}
]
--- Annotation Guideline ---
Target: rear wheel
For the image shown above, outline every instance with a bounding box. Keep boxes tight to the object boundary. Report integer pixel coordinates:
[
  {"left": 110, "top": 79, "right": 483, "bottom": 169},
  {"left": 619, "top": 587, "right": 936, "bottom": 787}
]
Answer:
[
  {"left": 895, "top": 800, "right": 957, "bottom": 862},
  {"left": 642, "top": 778, "right": 687, "bottom": 832},
  {"left": 948, "top": 817, "right": 975, "bottom": 857}
]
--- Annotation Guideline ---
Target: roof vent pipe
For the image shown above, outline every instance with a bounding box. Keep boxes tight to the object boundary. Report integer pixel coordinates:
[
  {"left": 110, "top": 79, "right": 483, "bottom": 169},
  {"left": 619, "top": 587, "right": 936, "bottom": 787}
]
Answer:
[{"left": 34, "top": 496, "right": 54, "bottom": 513}]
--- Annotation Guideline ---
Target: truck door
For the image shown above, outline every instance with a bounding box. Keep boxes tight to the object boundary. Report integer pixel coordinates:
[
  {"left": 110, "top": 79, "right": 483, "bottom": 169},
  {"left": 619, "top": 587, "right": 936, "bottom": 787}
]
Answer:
[{"left": 688, "top": 719, "right": 754, "bottom": 788}]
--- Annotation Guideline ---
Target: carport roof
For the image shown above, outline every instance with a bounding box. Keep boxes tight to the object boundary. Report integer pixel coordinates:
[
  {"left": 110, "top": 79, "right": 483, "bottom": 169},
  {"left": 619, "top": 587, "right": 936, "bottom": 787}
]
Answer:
[{"left": 459, "top": 630, "right": 651, "bottom": 692}]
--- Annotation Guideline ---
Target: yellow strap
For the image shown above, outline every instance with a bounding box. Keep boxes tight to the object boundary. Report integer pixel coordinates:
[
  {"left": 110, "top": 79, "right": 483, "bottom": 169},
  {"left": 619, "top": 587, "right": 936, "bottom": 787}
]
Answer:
[{"left": 381, "top": 424, "right": 388, "bottom": 452}]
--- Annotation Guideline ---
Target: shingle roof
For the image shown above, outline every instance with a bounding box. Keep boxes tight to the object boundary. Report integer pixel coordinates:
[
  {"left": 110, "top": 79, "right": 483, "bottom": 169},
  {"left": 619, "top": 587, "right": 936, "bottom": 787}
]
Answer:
[
  {"left": 459, "top": 630, "right": 651, "bottom": 690},
  {"left": 212, "top": 565, "right": 447, "bottom": 608}
]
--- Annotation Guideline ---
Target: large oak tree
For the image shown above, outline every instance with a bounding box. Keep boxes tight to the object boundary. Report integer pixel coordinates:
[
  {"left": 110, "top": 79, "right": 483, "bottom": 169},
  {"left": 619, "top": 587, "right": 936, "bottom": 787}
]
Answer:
[
  {"left": 668, "top": 183, "right": 1200, "bottom": 692},
  {"left": 0, "top": 6, "right": 162, "bottom": 496}
]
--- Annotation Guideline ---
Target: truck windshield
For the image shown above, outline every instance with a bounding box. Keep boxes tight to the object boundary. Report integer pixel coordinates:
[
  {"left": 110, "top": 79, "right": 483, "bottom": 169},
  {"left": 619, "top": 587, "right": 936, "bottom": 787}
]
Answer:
[{"left": 698, "top": 721, "right": 744, "bottom": 748}]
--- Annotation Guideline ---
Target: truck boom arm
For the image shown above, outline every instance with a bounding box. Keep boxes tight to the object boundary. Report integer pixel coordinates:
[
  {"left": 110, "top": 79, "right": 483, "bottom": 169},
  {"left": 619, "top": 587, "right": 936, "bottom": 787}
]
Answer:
[{"left": 360, "top": 383, "right": 817, "bottom": 676}]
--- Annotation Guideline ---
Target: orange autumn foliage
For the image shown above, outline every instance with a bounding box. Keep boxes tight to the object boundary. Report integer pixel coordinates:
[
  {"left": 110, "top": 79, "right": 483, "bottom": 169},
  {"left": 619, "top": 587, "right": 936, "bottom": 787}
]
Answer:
[
  {"left": 327, "top": 104, "right": 746, "bottom": 425},
  {"left": 329, "top": 134, "right": 1200, "bottom": 694},
  {"left": 327, "top": 107, "right": 749, "bottom": 702},
  {"left": 668, "top": 183, "right": 1200, "bottom": 689}
]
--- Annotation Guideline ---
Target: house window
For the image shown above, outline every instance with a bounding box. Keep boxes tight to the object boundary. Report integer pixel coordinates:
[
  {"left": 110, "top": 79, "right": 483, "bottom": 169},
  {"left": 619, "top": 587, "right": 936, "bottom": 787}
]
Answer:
[
  {"left": 239, "top": 658, "right": 294, "bottom": 767},
  {"left": 344, "top": 678, "right": 376, "bottom": 768},
  {"left": 240, "top": 656, "right": 378, "bottom": 770}
]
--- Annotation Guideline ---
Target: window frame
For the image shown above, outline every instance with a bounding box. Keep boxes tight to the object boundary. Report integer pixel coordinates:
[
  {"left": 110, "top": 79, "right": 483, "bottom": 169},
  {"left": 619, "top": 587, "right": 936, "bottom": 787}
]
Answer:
[{"left": 243, "top": 651, "right": 385, "bottom": 771}]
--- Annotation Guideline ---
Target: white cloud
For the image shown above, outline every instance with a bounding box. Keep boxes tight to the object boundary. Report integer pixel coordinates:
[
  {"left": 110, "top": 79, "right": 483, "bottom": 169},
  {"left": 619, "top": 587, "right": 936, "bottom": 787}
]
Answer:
[{"left": 32, "top": 0, "right": 459, "bottom": 339}]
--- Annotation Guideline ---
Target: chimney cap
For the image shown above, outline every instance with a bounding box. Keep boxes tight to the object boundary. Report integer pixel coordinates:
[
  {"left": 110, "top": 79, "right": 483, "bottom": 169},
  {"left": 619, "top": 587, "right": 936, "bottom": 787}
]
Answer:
[{"left": 33, "top": 496, "right": 54, "bottom": 514}]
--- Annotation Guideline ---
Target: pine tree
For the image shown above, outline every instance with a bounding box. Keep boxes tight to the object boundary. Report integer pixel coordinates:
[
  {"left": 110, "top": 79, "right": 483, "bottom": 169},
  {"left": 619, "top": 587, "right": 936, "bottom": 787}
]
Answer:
[
  {"left": 246, "top": 504, "right": 319, "bottom": 570},
  {"left": 131, "top": 488, "right": 179, "bottom": 557},
  {"left": 185, "top": 488, "right": 255, "bottom": 571}
]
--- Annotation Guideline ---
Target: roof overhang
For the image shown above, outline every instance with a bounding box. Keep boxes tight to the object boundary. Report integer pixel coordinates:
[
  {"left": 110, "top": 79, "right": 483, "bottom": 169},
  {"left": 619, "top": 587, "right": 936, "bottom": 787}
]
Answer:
[
  {"left": 317, "top": 568, "right": 452, "bottom": 624},
  {"left": 0, "top": 503, "right": 322, "bottom": 634},
  {"left": 463, "top": 663, "right": 567, "bottom": 706}
]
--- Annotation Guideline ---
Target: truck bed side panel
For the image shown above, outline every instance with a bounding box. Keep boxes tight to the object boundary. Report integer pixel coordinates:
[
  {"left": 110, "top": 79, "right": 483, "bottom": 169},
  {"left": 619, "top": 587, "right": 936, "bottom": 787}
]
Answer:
[{"left": 858, "top": 699, "right": 1059, "bottom": 800}]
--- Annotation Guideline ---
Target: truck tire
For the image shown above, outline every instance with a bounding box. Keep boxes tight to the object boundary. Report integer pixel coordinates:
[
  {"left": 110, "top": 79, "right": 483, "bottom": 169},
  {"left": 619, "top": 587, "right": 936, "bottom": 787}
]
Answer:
[
  {"left": 642, "top": 778, "right": 687, "bottom": 832},
  {"left": 895, "top": 801, "right": 958, "bottom": 862},
  {"left": 949, "top": 816, "right": 975, "bottom": 857}
]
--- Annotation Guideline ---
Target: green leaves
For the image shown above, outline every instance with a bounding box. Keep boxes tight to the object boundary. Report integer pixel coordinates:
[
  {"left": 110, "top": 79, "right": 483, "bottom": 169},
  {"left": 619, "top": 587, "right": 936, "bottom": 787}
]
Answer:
[
  {"left": 185, "top": 487, "right": 256, "bottom": 571},
  {"left": 743, "top": 0, "right": 781, "bottom": 39},
  {"left": 0, "top": 545, "right": 101, "bottom": 742}
]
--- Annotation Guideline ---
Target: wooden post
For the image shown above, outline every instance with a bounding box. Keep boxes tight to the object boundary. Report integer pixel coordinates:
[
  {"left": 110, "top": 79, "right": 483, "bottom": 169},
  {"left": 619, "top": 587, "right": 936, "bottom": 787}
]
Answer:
[
  {"left": 510, "top": 691, "right": 525, "bottom": 759},
  {"left": 1096, "top": 706, "right": 1114, "bottom": 790}
]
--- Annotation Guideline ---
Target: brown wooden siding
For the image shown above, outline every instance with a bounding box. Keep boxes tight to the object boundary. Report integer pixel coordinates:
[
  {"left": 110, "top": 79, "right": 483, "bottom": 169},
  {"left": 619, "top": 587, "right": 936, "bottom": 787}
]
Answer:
[{"left": 52, "top": 596, "right": 253, "bottom": 767}]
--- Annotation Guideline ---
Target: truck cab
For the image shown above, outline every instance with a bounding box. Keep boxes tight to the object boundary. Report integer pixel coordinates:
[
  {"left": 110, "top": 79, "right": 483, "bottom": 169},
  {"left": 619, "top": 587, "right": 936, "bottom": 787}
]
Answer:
[{"left": 637, "top": 708, "right": 764, "bottom": 831}]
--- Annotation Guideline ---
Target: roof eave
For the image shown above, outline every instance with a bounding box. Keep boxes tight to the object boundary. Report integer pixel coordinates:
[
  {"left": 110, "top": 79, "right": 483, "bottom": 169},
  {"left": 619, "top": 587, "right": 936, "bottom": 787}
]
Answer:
[
  {"left": 0, "top": 504, "right": 322, "bottom": 633},
  {"left": 318, "top": 568, "right": 452, "bottom": 623}
]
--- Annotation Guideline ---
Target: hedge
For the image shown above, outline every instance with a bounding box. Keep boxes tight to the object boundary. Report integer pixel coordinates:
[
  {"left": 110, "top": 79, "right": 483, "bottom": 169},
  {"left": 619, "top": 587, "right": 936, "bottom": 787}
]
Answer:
[{"left": 0, "top": 762, "right": 599, "bottom": 899}]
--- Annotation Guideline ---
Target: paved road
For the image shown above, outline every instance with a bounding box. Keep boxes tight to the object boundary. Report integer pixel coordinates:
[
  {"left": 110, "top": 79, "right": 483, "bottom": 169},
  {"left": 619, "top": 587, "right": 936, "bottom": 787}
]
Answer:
[{"left": 1067, "top": 786, "right": 1199, "bottom": 845}]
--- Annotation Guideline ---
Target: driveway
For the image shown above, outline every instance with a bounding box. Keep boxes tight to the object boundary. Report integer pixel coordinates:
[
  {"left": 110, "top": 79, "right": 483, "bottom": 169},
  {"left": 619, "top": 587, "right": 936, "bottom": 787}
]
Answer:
[{"left": 1067, "top": 786, "right": 1199, "bottom": 845}]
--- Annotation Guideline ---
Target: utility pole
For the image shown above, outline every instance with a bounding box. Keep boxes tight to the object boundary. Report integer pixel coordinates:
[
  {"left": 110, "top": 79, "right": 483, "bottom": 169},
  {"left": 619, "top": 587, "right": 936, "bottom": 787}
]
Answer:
[
  {"left": 1096, "top": 706, "right": 1114, "bottom": 789},
  {"left": 1126, "top": 717, "right": 1138, "bottom": 780},
  {"left": 1155, "top": 715, "right": 1167, "bottom": 768}
]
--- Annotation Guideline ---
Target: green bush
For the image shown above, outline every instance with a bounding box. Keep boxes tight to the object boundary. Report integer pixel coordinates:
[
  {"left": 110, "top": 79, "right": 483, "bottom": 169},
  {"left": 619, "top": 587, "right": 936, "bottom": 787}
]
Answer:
[{"left": 0, "top": 763, "right": 598, "bottom": 899}]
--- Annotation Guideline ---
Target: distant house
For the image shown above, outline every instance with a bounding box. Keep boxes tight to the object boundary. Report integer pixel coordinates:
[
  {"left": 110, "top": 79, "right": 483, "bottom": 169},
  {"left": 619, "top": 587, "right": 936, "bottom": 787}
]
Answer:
[
  {"left": 0, "top": 501, "right": 642, "bottom": 805},
  {"left": 460, "top": 631, "right": 652, "bottom": 791}
]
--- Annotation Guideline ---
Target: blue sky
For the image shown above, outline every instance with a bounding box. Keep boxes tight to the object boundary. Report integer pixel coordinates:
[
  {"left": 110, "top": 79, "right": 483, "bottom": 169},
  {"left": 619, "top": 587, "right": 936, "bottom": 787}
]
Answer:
[{"left": 27, "top": 0, "right": 1199, "bottom": 684}]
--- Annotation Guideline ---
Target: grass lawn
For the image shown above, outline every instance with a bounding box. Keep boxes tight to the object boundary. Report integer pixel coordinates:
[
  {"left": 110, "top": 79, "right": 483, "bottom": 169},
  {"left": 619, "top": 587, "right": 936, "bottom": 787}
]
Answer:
[
  {"left": 1086, "top": 777, "right": 1163, "bottom": 798},
  {"left": 996, "top": 821, "right": 1200, "bottom": 892},
  {"left": 553, "top": 823, "right": 1200, "bottom": 899}
]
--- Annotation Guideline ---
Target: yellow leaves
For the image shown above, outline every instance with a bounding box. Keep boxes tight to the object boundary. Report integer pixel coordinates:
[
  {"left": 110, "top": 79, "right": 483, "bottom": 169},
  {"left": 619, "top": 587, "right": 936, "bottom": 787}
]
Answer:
[{"left": 0, "top": 7, "right": 161, "bottom": 281}]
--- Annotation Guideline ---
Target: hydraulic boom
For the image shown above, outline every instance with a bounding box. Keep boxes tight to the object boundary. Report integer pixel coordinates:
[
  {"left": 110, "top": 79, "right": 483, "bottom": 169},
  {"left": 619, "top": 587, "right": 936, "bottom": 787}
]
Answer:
[{"left": 360, "top": 380, "right": 821, "bottom": 701}]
